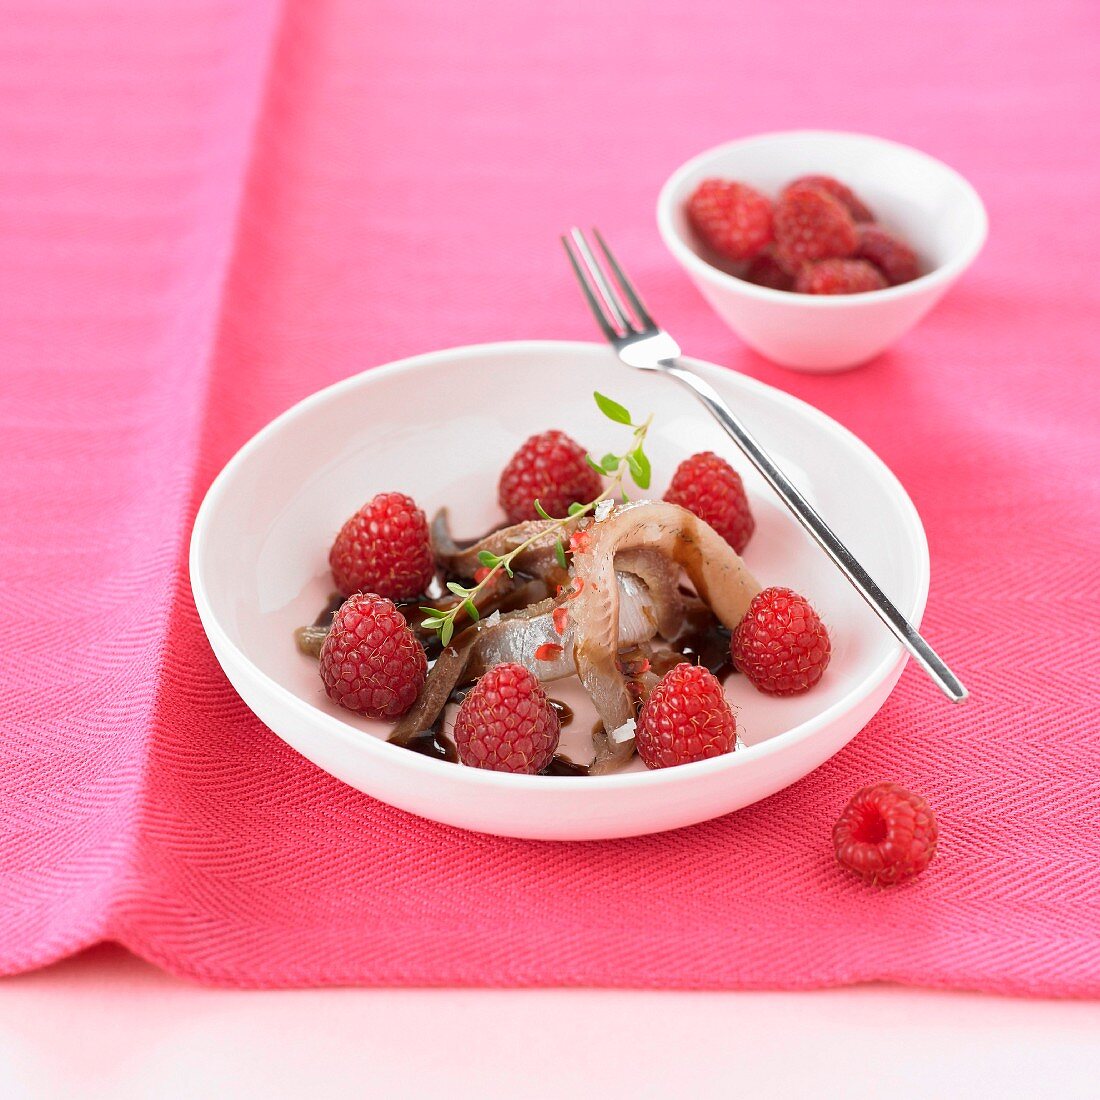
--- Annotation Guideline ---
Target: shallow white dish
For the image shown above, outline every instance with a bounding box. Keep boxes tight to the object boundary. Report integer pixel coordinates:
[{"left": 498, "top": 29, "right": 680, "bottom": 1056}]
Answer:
[
  {"left": 657, "top": 130, "right": 987, "bottom": 372},
  {"left": 190, "top": 341, "right": 929, "bottom": 840}
]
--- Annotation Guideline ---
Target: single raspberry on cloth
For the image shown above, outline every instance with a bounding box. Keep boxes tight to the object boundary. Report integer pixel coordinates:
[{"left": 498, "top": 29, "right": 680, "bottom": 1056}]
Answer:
[
  {"left": 498, "top": 429, "right": 602, "bottom": 524},
  {"left": 795, "top": 258, "right": 887, "bottom": 295},
  {"left": 687, "top": 178, "right": 774, "bottom": 262},
  {"left": 833, "top": 782, "right": 939, "bottom": 886},
  {"left": 319, "top": 593, "right": 427, "bottom": 719},
  {"left": 329, "top": 491, "right": 435, "bottom": 599},
  {"left": 664, "top": 450, "right": 755, "bottom": 553},
  {"left": 635, "top": 663, "right": 738, "bottom": 769},
  {"left": 731, "top": 586, "right": 831, "bottom": 695},
  {"left": 453, "top": 662, "right": 560, "bottom": 773}
]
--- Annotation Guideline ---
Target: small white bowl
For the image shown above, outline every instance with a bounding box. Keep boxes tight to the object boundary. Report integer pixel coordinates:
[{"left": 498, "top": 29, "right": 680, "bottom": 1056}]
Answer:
[
  {"left": 657, "top": 130, "right": 988, "bottom": 372},
  {"left": 191, "top": 341, "right": 930, "bottom": 840}
]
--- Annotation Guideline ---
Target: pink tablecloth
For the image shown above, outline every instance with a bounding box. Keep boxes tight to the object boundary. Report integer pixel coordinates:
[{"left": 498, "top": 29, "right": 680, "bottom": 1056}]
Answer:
[{"left": 2, "top": 0, "right": 1098, "bottom": 994}]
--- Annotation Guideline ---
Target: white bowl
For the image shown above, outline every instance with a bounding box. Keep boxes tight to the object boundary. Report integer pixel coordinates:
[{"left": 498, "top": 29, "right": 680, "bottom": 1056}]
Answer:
[
  {"left": 190, "top": 341, "right": 929, "bottom": 840},
  {"left": 657, "top": 130, "right": 988, "bottom": 372}
]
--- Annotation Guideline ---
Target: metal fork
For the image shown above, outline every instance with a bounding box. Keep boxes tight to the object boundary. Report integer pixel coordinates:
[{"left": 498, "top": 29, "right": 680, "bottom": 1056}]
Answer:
[{"left": 562, "top": 227, "right": 967, "bottom": 703}]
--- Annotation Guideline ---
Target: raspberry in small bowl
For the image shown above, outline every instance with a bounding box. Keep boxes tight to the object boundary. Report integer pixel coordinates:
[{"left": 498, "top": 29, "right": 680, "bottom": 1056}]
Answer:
[{"left": 657, "top": 130, "right": 987, "bottom": 372}]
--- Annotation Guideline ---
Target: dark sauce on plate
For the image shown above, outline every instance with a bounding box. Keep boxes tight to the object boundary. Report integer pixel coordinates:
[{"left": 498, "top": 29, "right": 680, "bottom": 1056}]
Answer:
[
  {"left": 543, "top": 754, "right": 588, "bottom": 777},
  {"left": 405, "top": 725, "right": 458, "bottom": 763},
  {"left": 549, "top": 698, "right": 573, "bottom": 728},
  {"left": 312, "top": 592, "right": 346, "bottom": 627}
]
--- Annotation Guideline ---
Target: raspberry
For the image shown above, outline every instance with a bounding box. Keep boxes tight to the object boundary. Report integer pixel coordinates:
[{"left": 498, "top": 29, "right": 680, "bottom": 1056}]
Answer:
[
  {"left": 329, "top": 492, "right": 435, "bottom": 599},
  {"left": 833, "top": 782, "right": 939, "bottom": 886},
  {"left": 498, "top": 430, "right": 602, "bottom": 524},
  {"left": 635, "top": 663, "right": 738, "bottom": 769},
  {"left": 742, "top": 250, "right": 794, "bottom": 292},
  {"left": 664, "top": 451, "right": 755, "bottom": 553},
  {"left": 687, "top": 179, "right": 774, "bottom": 263},
  {"left": 730, "top": 586, "right": 831, "bottom": 695},
  {"left": 319, "top": 593, "right": 427, "bottom": 719},
  {"left": 795, "top": 259, "right": 887, "bottom": 295},
  {"left": 453, "top": 663, "right": 560, "bottom": 773},
  {"left": 788, "top": 175, "right": 874, "bottom": 223},
  {"left": 774, "top": 183, "right": 858, "bottom": 274},
  {"left": 855, "top": 224, "right": 920, "bottom": 285}
]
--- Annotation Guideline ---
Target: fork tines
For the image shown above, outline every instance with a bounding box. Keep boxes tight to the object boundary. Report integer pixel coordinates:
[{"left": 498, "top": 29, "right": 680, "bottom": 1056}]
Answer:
[{"left": 561, "top": 228, "right": 656, "bottom": 339}]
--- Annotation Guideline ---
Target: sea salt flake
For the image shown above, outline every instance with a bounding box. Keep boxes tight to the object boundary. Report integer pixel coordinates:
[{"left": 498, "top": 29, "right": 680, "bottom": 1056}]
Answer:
[
  {"left": 610, "top": 717, "right": 636, "bottom": 744},
  {"left": 482, "top": 610, "right": 502, "bottom": 628},
  {"left": 594, "top": 499, "right": 613, "bottom": 522}
]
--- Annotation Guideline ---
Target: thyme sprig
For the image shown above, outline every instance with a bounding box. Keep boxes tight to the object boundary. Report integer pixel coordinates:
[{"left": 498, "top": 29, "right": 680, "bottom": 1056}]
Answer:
[{"left": 420, "top": 392, "right": 654, "bottom": 646}]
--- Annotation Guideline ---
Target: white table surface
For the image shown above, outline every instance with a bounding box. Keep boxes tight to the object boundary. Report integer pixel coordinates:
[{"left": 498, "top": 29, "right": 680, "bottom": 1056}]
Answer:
[{"left": 1, "top": 947, "right": 1098, "bottom": 1099}]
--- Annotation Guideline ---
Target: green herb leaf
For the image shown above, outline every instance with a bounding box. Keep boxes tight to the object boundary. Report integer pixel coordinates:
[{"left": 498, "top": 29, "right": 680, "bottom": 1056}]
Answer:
[
  {"left": 501, "top": 558, "right": 515, "bottom": 578},
  {"left": 600, "top": 453, "right": 620, "bottom": 474},
  {"left": 440, "top": 619, "right": 454, "bottom": 646},
  {"left": 477, "top": 550, "right": 499, "bottom": 568},
  {"left": 585, "top": 454, "right": 607, "bottom": 476},
  {"left": 621, "top": 488, "right": 631, "bottom": 503},
  {"left": 533, "top": 499, "right": 554, "bottom": 521},
  {"left": 554, "top": 538, "right": 568, "bottom": 569},
  {"left": 463, "top": 599, "right": 479, "bottom": 621},
  {"left": 446, "top": 581, "right": 469, "bottom": 598},
  {"left": 630, "top": 447, "right": 651, "bottom": 490},
  {"left": 567, "top": 502, "right": 587, "bottom": 516},
  {"left": 593, "top": 391, "right": 632, "bottom": 425},
  {"left": 418, "top": 606, "right": 443, "bottom": 618},
  {"left": 625, "top": 452, "right": 644, "bottom": 483}
]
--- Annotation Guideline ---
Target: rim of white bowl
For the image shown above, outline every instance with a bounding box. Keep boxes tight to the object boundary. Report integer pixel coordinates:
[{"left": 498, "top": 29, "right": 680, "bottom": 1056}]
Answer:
[
  {"left": 190, "top": 340, "right": 930, "bottom": 791},
  {"left": 656, "top": 129, "right": 988, "bottom": 307}
]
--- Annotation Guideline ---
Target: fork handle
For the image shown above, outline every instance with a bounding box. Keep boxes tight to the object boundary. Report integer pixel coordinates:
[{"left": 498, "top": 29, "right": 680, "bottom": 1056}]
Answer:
[{"left": 661, "top": 362, "right": 967, "bottom": 703}]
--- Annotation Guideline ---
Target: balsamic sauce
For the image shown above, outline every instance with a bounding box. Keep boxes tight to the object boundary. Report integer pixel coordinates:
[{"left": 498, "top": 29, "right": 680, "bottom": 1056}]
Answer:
[
  {"left": 544, "top": 755, "right": 588, "bottom": 777},
  {"left": 312, "top": 592, "right": 346, "bottom": 628},
  {"left": 405, "top": 723, "right": 458, "bottom": 763},
  {"left": 549, "top": 698, "right": 573, "bottom": 728},
  {"left": 539, "top": 698, "right": 587, "bottom": 774},
  {"left": 677, "top": 620, "right": 737, "bottom": 683},
  {"left": 395, "top": 680, "right": 470, "bottom": 763},
  {"left": 652, "top": 602, "right": 738, "bottom": 683}
]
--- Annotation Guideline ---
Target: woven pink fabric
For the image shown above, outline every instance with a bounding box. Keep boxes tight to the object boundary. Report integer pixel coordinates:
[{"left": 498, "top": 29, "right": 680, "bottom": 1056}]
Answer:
[{"left": 2, "top": 0, "right": 1099, "bottom": 994}]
